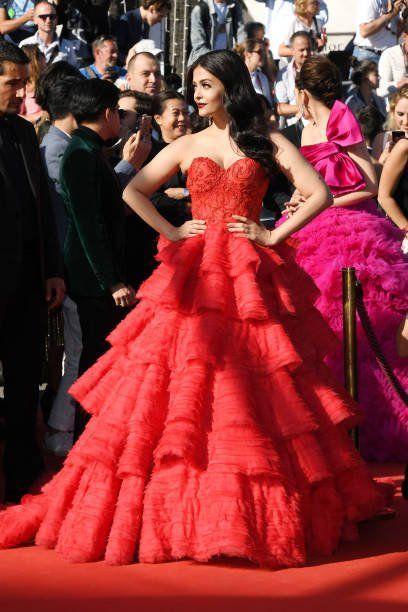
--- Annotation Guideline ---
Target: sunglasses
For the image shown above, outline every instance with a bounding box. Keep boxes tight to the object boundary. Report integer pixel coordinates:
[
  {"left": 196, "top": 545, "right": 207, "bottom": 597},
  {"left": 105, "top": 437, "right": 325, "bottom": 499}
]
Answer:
[{"left": 38, "top": 14, "right": 57, "bottom": 21}]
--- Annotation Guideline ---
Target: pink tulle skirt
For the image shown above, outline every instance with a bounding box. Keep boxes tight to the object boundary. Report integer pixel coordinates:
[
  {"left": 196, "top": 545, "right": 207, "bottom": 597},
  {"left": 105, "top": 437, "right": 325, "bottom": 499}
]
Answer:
[{"left": 286, "top": 200, "right": 408, "bottom": 461}]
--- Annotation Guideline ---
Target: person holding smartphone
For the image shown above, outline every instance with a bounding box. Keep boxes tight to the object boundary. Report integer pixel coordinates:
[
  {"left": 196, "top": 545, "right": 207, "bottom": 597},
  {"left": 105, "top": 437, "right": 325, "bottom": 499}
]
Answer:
[
  {"left": 80, "top": 35, "right": 126, "bottom": 81},
  {"left": 372, "top": 84, "right": 408, "bottom": 163},
  {"left": 378, "top": 134, "right": 408, "bottom": 237}
]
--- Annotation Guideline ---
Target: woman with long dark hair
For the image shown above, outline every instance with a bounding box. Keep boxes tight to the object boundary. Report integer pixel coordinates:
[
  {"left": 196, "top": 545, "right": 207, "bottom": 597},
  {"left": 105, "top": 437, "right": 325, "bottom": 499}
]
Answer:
[
  {"left": 0, "top": 50, "right": 388, "bottom": 567},
  {"left": 281, "top": 55, "right": 408, "bottom": 462}
]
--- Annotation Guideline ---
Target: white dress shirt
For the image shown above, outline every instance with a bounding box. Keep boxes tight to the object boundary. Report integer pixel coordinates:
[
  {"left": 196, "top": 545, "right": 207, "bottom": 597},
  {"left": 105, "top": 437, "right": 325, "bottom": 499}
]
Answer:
[
  {"left": 354, "top": 0, "right": 398, "bottom": 51},
  {"left": 275, "top": 59, "right": 299, "bottom": 126},
  {"left": 250, "top": 69, "right": 273, "bottom": 104},
  {"left": 19, "top": 31, "right": 83, "bottom": 67}
]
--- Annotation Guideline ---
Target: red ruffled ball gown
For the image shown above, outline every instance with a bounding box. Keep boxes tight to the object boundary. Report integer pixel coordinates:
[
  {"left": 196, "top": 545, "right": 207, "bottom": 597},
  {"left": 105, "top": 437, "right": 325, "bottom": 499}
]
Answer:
[
  {"left": 0, "top": 156, "right": 388, "bottom": 567},
  {"left": 278, "top": 101, "right": 408, "bottom": 462}
]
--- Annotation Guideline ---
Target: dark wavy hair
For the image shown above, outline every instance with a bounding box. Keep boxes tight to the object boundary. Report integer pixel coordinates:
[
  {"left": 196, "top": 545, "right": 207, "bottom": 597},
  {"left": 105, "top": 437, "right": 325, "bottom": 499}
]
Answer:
[
  {"left": 186, "top": 50, "right": 277, "bottom": 175},
  {"left": 296, "top": 55, "right": 342, "bottom": 109},
  {"left": 36, "top": 60, "right": 84, "bottom": 110}
]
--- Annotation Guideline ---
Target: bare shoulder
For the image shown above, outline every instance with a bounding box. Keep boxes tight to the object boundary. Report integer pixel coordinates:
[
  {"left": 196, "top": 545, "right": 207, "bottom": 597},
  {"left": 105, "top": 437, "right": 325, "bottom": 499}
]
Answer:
[
  {"left": 393, "top": 137, "right": 408, "bottom": 155},
  {"left": 269, "top": 129, "right": 297, "bottom": 154},
  {"left": 269, "top": 129, "right": 302, "bottom": 169},
  {"left": 166, "top": 132, "right": 209, "bottom": 158},
  {"left": 164, "top": 133, "right": 195, "bottom": 155}
]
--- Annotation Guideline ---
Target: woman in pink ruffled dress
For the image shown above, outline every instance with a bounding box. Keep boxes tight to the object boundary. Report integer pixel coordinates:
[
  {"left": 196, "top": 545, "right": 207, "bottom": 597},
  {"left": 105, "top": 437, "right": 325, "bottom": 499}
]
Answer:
[{"left": 282, "top": 56, "right": 408, "bottom": 462}]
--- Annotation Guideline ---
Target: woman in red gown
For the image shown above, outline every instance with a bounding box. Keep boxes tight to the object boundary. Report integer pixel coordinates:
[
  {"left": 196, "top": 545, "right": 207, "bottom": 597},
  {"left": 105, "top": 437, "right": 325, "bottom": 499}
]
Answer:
[{"left": 0, "top": 50, "right": 388, "bottom": 567}]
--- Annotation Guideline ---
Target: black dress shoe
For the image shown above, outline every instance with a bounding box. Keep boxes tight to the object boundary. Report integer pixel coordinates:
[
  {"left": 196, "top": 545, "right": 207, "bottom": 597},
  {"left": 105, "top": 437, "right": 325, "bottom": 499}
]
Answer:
[{"left": 40, "top": 386, "right": 56, "bottom": 425}]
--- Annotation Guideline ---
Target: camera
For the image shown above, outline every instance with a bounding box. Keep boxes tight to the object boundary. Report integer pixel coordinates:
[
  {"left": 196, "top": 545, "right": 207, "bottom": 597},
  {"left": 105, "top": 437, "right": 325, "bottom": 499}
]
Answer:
[{"left": 385, "top": 0, "right": 408, "bottom": 19}]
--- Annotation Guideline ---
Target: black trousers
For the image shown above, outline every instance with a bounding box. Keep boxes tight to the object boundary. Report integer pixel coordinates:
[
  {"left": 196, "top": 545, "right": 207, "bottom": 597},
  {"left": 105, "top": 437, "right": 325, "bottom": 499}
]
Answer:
[
  {"left": 72, "top": 294, "right": 124, "bottom": 441},
  {"left": 0, "top": 247, "right": 46, "bottom": 502}
]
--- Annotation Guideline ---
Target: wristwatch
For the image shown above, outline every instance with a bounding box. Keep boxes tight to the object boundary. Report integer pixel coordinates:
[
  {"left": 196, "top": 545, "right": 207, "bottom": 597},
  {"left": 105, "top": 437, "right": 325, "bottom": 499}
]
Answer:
[{"left": 182, "top": 188, "right": 190, "bottom": 197}]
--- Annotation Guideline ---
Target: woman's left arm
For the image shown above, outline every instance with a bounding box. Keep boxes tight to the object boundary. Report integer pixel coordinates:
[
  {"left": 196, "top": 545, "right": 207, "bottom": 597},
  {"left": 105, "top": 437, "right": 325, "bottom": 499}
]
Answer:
[
  {"left": 331, "top": 142, "right": 378, "bottom": 207},
  {"left": 378, "top": 139, "right": 408, "bottom": 230},
  {"left": 228, "top": 132, "right": 332, "bottom": 245}
]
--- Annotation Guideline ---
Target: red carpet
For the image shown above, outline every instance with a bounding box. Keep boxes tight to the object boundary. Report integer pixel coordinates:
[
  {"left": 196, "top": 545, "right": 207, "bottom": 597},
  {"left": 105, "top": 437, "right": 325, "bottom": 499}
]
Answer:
[{"left": 0, "top": 464, "right": 407, "bottom": 612}]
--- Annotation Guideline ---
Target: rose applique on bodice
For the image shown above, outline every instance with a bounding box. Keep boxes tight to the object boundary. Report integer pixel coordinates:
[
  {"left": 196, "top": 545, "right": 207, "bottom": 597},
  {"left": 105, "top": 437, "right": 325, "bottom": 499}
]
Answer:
[{"left": 187, "top": 157, "right": 269, "bottom": 224}]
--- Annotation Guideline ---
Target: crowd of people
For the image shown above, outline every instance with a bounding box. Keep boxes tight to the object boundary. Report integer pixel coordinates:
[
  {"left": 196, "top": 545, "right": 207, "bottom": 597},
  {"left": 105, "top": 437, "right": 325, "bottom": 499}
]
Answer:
[{"left": 0, "top": 0, "right": 407, "bottom": 567}]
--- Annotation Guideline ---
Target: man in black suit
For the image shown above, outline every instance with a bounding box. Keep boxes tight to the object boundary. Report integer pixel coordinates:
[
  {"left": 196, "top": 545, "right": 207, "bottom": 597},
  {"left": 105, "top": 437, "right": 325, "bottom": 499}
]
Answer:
[
  {"left": 60, "top": 79, "right": 135, "bottom": 440},
  {"left": 0, "top": 41, "right": 65, "bottom": 502}
]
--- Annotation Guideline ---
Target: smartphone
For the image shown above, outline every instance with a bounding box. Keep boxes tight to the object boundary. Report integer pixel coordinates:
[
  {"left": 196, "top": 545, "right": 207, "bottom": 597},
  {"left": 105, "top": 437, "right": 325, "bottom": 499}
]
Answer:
[
  {"left": 392, "top": 130, "right": 406, "bottom": 144},
  {"left": 139, "top": 114, "right": 152, "bottom": 135},
  {"left": 104, "top": 66, "right": 117, "bottom": 81},
  {"left": 133, "top": 114, "right": 152, "bottom": 139}
]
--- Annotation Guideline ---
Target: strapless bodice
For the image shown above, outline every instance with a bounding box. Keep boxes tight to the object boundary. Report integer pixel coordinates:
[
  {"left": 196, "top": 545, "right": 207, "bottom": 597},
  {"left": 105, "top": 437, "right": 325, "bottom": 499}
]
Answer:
[
  {"left": 187, "top": 157, "right": 269, "bottom": 223},
  {"left": 300, "top": 141, "right": 366, "bottom": 198}
]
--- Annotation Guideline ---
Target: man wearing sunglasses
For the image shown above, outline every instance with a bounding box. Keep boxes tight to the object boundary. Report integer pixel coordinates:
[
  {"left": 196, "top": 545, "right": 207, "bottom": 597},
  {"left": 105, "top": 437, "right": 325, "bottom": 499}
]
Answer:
[{"left": 19, "top": 1, "right": 86, "bottom": 67}]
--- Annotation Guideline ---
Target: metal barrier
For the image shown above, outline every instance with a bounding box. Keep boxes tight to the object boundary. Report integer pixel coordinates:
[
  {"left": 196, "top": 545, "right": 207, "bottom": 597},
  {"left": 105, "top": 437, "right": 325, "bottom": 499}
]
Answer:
[
  {"left": 342, "top": 267, "right": 359, "bottom": 448},
  {"left": 342, "top": 266, "right": 408, "bottom": 451}
]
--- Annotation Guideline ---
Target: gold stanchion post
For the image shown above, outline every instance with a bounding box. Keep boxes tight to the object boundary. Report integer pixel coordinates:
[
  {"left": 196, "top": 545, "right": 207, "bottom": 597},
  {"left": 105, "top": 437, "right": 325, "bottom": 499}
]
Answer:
[{"left": 342, "top": 267, "right": 359, "bottom": 448}]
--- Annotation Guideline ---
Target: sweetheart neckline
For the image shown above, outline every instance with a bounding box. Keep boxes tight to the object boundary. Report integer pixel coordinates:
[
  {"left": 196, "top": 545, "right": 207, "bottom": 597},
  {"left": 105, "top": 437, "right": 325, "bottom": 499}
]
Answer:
[{"left": 187, "top": 156, "right": 258, "bottom": 174}]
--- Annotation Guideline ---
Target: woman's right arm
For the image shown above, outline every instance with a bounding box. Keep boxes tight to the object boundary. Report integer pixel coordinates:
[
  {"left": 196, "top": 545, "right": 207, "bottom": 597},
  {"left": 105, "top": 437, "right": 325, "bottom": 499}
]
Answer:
[
  {"left": 123, "top": 136, "right": 205, "bottom": 241},
  {"left": 0, "top": 7, "right": 34, "bottom": 35},
  {"left": 278, "top": 43, "right": 293, "bottom": 58},
  {"left": 378, "top": 138, "right": 408, "bottom": 230},
  {"left": 267, "top": 132, "right": 333, "bottom": 244}
]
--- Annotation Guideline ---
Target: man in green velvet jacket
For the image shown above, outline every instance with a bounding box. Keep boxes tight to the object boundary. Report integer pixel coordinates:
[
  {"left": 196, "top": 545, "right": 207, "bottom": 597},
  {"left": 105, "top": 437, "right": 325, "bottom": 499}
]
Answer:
[{"left": 60, "top": 78, "right": 135, "bottom": 439}]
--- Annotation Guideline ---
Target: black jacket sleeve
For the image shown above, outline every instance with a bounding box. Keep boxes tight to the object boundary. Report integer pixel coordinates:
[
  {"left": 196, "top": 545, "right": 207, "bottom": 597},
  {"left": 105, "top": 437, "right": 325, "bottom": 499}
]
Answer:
[{"left": 26, "top": 121, "right": 64, "bottom": 280}]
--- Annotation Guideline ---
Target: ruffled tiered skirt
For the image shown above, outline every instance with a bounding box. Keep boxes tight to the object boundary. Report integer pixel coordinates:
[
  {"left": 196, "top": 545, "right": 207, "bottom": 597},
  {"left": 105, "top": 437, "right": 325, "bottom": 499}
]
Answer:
[
  {"left": 0, "top": 226, "right": 387, "bottom": 566},
  {"left": 288, "top": 202, "right": 408, "bottom": 461}
]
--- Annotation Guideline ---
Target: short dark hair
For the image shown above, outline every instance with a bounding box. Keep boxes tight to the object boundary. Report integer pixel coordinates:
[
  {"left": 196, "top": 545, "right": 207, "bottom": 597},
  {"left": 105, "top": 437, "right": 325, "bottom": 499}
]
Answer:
[
  {"left": 151, "top": 90, "right": 185, "bottom": 116},
  {"left": 70, "top": 78, "right": 119, "bottom": 124},
  {"left": 45, "top": 76, "right": 83, "bottom": 121},
  {"left": 289, "top": 30, "right": 312, "bottom": 46},
  {"left": 36, "top": 61, "right": 84, "bottom": 111},
  {"left": 118, "top": 90, "right": 153, "bottom": 115},
  {"left": 127, "top": 51, "right": 158, "bottom": 73},
  {"left": 141, "top": 0, "right": 171, "bottom": 10},
  {"left": 0, "top": 40, "right": 29, "bottom": 75},
  {"left": 244, "top": 22, "right": 265, "bottom": 39},
  {"left": 34, "top": 1, "right": 56, "bottom": 12}
]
